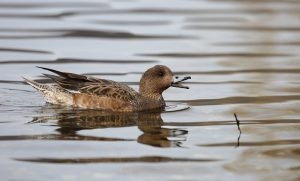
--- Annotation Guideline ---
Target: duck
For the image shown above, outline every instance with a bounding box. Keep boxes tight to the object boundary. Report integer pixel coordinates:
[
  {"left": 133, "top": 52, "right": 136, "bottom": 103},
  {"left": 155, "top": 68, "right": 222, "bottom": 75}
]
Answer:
[{"left": 23, "top": 65, "right": 190, "bottom": 112}]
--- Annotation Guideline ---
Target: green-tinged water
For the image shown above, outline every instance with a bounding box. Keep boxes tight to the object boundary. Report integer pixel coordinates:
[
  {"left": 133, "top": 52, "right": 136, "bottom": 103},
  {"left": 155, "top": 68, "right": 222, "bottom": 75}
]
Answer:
[{"left": 0, "top": 0, "right": 300, "bottom": 180}]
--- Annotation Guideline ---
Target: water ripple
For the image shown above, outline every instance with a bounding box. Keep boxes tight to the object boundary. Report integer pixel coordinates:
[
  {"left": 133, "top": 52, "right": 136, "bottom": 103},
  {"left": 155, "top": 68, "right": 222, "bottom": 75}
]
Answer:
[
  {"left": 0, "top": 58, "right": 157, "bottom": 64},
  {"left": 170, "top": 95, "right": 300, "bottom": 106},
  {"left": 15, "top": 156, "right": 218, "bottom": 164},
  {"left": 0, "top": 29, "right": 191, "bottom": 39},
  {"left": 138, "top": 52, "right": 291, "bottom": 58}
]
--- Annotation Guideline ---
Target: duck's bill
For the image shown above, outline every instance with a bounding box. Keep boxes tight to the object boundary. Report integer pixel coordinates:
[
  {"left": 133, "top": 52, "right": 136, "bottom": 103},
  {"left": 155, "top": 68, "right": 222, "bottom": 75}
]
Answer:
[
  {"left": 171, "top": 76, "right": 191, "bottom": 89},
  {"left": 171, "top": 82, "right": 189, "bottom": 89}
]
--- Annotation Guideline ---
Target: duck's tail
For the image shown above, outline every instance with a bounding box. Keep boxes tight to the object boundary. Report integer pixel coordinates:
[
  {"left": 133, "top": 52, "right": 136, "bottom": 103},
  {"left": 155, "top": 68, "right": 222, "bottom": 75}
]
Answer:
[
  {"left": 23, "top": 77, "right": 73, "bottom": 106},
  {"left": 22, "top": 77, "right": 49, "bottom": 92}
]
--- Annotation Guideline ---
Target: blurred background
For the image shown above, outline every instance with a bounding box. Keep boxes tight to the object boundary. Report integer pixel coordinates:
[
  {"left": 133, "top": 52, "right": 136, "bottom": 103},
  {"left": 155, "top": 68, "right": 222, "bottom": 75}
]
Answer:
[{"left": 0, "top": 0, "right": 300, "bottom": 180}]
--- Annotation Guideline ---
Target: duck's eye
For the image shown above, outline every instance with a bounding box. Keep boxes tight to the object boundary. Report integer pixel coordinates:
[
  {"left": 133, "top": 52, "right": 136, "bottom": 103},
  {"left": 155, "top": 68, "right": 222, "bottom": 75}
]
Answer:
[{"left": 158, "top": 71, "right": 165, "bottom": 77}]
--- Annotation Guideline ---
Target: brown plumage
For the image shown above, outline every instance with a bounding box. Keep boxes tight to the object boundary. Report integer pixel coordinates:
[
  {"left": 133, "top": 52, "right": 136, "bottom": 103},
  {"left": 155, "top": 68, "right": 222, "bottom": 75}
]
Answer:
[{"left": 23, "top": 65, "right": 190, "bottom": 112}]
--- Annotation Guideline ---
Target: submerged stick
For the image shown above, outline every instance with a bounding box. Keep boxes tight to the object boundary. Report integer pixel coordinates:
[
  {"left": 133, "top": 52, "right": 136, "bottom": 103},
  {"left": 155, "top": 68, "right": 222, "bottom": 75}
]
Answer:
[
  {"left": 234, "top": 113, "right": 242, "bottom": 134},
  {"left": 234, "top": 113, "right": 242, "bottom": 148}
]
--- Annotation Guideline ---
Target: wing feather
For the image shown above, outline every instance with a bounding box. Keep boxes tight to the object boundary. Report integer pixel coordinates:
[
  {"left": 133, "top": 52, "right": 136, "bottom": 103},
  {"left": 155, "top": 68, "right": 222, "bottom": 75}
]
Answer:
[{"left": 39, "top": 67, "right": 138, "bottom": 102}]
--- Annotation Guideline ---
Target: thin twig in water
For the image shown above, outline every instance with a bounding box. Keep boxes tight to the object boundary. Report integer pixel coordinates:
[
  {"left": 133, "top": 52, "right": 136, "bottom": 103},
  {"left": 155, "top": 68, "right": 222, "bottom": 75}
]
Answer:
[
  {"left": 234, "top": 113, "right": 242, "bottom": 134},
  {"left": 234, "top": 113, "right": 242, "bottom": 148}
]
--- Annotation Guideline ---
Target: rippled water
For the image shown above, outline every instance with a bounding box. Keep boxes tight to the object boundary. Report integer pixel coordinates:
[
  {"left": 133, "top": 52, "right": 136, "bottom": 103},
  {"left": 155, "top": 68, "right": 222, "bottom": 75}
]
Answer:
[{"left": 0, "top": 0, "right": 300, "bottom": 180}]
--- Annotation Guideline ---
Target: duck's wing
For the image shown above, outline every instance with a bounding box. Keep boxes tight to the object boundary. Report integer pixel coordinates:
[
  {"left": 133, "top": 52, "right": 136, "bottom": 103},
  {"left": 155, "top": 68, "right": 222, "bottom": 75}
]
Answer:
[
  {"left": 38, "top": 67, "right": 138, "bottom": 102},
  {"left": 78, "top": 81, "right": 137, "bottom": 102}
]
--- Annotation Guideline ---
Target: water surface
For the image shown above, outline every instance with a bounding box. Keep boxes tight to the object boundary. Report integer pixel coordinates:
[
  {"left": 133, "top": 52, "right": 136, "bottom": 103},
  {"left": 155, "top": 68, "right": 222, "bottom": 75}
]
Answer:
[{"left": 0, "top": 0, "right": 300, "bottom": 180}]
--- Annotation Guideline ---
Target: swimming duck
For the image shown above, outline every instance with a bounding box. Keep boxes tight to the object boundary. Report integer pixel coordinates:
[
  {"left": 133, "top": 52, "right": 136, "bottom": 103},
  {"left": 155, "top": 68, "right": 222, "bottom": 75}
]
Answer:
[{"left": 23, "top": 65, "right": 190, "bottom": 112}]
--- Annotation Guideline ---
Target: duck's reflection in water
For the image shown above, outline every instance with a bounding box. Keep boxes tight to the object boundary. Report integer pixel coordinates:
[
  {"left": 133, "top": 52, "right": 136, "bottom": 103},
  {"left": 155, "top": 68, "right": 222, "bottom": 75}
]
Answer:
[{"left": 29, "top": 107, "right": 188, "bottom": 148}]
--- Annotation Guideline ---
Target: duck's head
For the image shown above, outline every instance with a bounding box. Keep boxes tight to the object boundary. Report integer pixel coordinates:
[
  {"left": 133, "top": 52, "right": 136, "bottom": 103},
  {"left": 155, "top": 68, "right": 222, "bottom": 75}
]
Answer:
[{"left": 139, "top": 65, "right": 190, "bottom": 99}]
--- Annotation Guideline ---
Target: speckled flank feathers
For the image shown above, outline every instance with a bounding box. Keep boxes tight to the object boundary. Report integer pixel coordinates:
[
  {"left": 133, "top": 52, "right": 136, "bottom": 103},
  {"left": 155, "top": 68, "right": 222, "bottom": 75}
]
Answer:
[{"left": 23, "top": 77, "right": 73, "bottom": 105}]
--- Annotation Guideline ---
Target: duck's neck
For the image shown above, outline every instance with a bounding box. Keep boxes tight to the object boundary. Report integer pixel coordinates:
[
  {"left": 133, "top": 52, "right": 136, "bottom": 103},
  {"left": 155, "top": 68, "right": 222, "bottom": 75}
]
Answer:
[
  {"left": 139, "top": 89, "right": 162, "bottom": 100},
  {"left": 144, "top": 93, "right": 164, "bottom": 101},
  {"left": 139, "top": 89, "right": 165, "bottom": 108},
  {"left": 139, "top": 78, "right": 165, "bottom": 109}
]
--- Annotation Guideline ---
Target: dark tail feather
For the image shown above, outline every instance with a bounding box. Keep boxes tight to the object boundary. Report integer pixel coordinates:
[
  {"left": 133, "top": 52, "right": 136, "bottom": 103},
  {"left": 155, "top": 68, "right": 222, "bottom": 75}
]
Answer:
[
  {"left": 37, "top": 66, "right": 66, "bottom": 77},
  {"left": 37, "top": 66, "right": 88, "bottom": 81},
  {"left": 43, "top": 73, "right": 81, "bottom": 90},
  {"left": 43, "top": 73, "right": 63, "bottom": 82}
]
